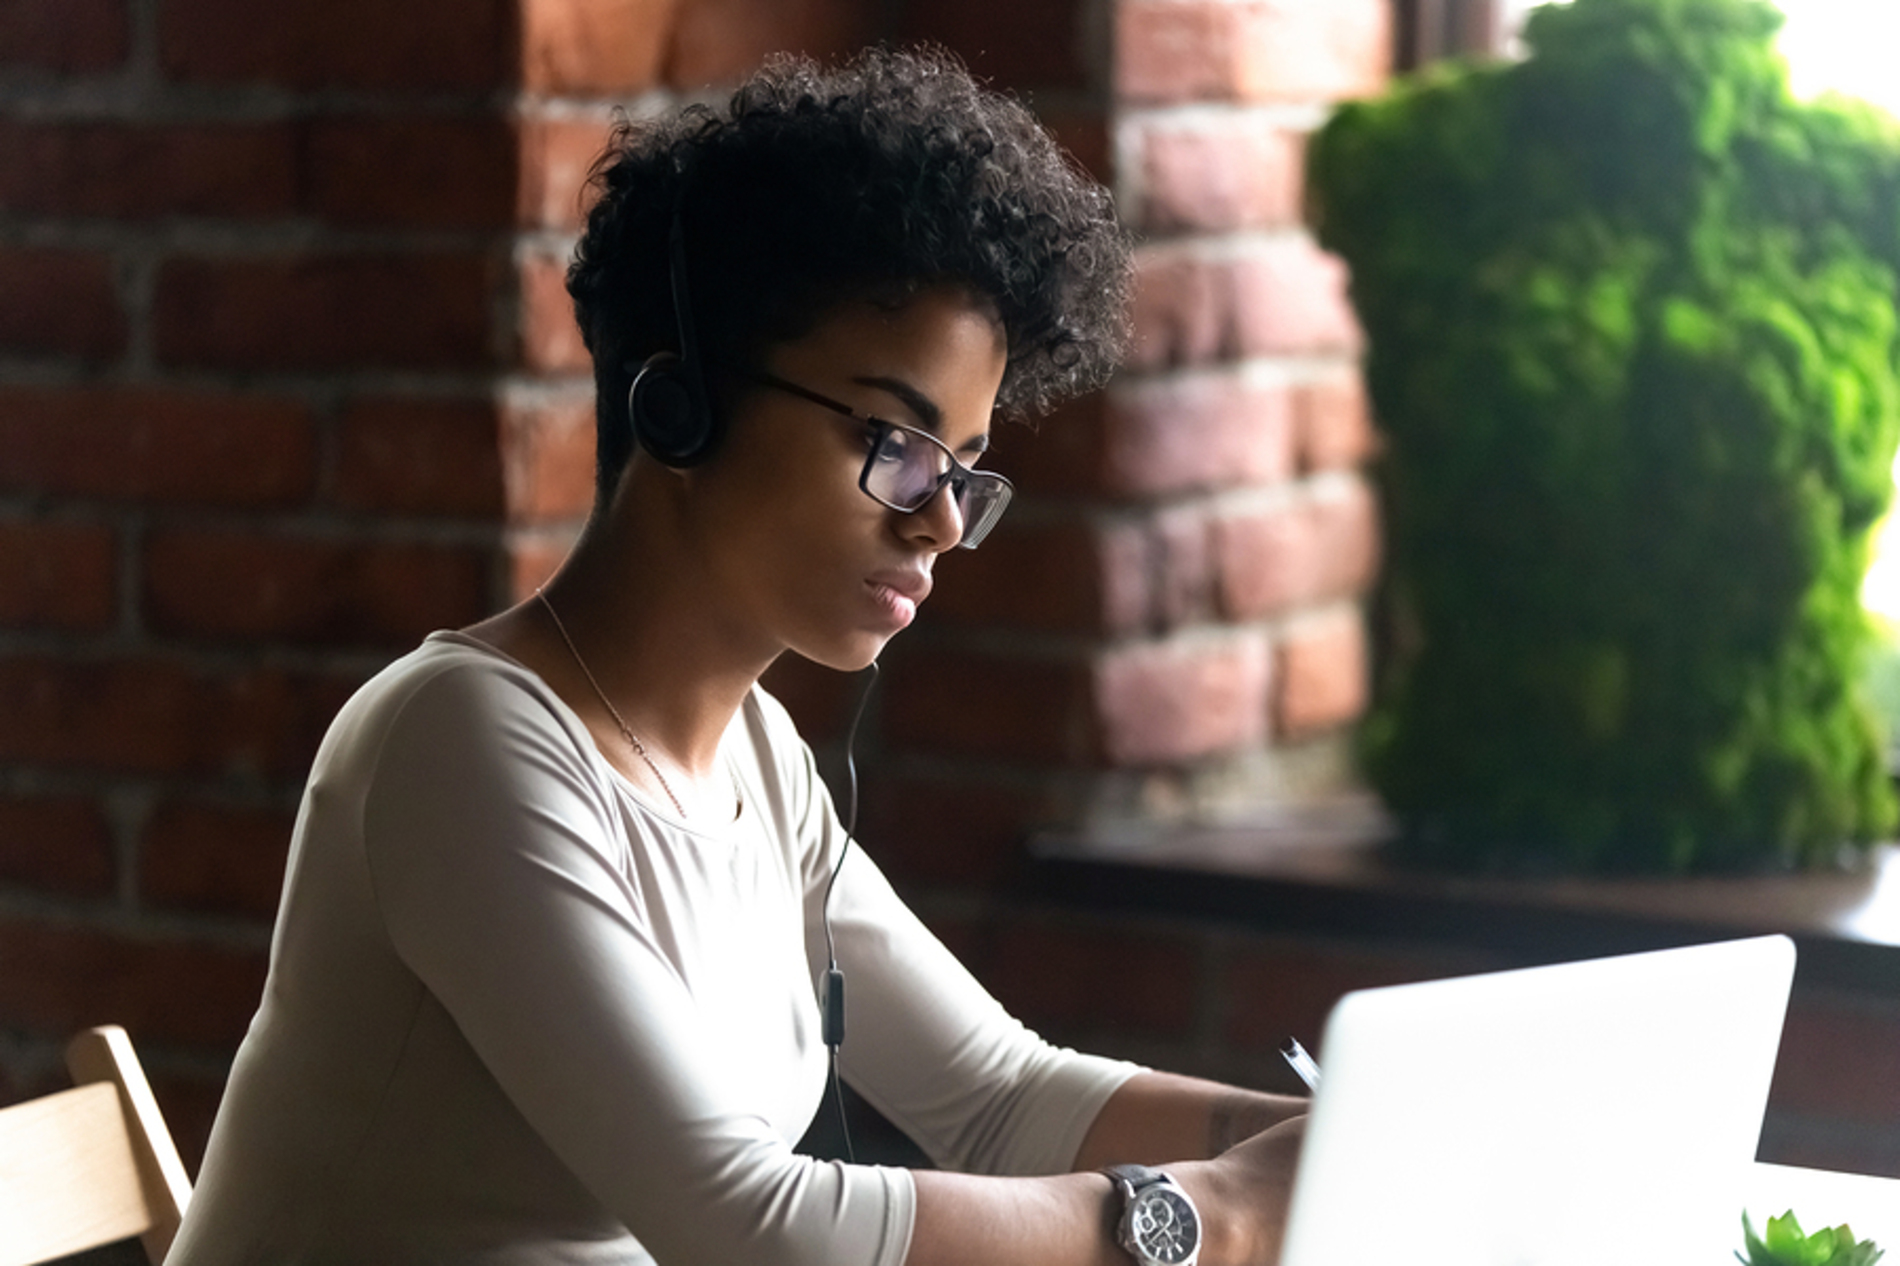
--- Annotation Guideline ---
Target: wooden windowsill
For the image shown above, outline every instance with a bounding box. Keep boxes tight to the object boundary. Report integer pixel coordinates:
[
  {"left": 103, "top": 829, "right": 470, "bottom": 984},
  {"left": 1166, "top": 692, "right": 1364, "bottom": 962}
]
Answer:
[{"left": 1027, "top": 802, "right": 1900, "bottom": 994}]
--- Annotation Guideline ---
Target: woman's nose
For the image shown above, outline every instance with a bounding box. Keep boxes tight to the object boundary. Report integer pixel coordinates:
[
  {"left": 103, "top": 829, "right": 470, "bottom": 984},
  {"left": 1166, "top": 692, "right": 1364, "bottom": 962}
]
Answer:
[{"left": 897, "top": 480, "right": 966, "bottom": 551}]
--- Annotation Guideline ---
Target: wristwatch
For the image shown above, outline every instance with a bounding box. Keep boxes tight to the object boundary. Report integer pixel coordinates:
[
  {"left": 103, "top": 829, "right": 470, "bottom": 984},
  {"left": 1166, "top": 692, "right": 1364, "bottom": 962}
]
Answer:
[{"left": 1103, "top": 1163, "right": 1202, "bottom": 1266}]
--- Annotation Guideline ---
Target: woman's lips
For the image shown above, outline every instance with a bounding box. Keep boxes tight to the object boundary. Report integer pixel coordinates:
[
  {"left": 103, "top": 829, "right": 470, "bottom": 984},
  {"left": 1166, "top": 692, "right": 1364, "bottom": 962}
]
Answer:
[{"left": 866, "top": 569, "right": 931, "bottom": 629}]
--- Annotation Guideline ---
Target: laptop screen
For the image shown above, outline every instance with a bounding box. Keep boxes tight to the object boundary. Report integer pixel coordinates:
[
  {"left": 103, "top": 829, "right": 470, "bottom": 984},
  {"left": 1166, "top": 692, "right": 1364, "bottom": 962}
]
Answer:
[{"left": 1279, "top": 935, "right": 1796, "bottom": 1266}]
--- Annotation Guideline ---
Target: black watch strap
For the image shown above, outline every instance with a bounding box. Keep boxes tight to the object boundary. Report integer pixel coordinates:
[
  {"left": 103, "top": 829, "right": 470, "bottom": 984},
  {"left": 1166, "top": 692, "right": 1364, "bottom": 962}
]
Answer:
[{"left": 1105, "top": 1163, "right": 1168, "bottom": 1193}]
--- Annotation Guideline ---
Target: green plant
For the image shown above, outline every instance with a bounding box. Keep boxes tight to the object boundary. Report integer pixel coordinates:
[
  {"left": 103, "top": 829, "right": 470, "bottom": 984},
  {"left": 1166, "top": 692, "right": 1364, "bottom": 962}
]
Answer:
[
  {"left": 1740, "top": 1210, "right": 1884, "bottom": 1266},
  {"left": 1307, "top": 0, "right": 1900, "bottom": 873}
]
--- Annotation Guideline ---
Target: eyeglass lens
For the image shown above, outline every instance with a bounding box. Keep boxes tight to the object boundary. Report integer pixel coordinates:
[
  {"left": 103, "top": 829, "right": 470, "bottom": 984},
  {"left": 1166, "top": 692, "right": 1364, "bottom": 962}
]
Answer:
[{"left": 862, "top": 425, "right": 1011, "bottom": 547}]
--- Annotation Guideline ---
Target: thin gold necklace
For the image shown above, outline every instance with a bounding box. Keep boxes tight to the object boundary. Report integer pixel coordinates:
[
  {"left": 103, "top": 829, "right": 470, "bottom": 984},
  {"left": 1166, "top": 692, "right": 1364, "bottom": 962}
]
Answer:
[{"left": 535, "top": 589, "right": 688, "bottom": 818}]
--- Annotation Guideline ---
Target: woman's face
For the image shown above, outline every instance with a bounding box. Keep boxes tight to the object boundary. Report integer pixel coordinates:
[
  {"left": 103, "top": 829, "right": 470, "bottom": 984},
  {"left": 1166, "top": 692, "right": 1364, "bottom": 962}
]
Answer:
[{"left": 679, "top": 283, "right": 1009, "bottom": 671}]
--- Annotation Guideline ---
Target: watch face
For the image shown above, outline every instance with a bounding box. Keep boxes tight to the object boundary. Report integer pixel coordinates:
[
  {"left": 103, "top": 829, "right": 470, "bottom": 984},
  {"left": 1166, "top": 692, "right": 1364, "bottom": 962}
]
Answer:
[{"left": 1131, "top": 1186, "right": 1200, "bottom": 1264}]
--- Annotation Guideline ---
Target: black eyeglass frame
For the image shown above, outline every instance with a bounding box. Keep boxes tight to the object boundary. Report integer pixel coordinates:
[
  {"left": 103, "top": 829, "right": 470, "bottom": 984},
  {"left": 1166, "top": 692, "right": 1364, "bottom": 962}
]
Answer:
[{"left": 744, "top": 370, "right": 1015, "bottom": 550}]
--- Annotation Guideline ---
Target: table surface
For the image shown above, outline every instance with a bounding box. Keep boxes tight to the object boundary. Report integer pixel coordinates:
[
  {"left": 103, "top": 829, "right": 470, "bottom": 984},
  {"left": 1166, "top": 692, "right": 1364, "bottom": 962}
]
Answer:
[{"left": 1745, "top": 1163, "right": 1900, "bottom": 1249}]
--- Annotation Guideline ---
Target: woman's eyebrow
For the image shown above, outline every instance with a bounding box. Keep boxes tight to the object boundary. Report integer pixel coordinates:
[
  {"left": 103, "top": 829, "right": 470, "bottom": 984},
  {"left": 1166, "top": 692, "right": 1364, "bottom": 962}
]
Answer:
[
  {"left": 853, "top": 375, "right": 991, "bottom": 453},
  {"left": 853, "top": 375, "right": 941, "bottom": 429}
]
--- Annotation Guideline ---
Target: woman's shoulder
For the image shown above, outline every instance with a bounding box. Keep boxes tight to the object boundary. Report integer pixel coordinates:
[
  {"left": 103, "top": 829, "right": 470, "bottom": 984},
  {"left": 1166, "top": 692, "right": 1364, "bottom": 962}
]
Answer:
[
  {"left": 365, "top": 630, "right": 556, "bottom": 707},
  {"left": 318, "top": 631, "right": 586, "bottom": 775}
]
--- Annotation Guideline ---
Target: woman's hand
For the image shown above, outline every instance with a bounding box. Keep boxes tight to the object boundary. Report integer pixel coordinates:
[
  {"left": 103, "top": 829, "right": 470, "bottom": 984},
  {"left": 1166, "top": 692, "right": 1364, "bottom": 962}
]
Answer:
[{"left": 1172, "top": 1114, "right": 1308, "bottom": 1266}]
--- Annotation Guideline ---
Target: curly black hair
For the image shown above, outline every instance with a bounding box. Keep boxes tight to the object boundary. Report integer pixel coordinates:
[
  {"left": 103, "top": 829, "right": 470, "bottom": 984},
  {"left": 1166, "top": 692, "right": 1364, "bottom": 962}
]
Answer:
[{"left": 567, "top": 45, "right": 1135, "bottom": 500}]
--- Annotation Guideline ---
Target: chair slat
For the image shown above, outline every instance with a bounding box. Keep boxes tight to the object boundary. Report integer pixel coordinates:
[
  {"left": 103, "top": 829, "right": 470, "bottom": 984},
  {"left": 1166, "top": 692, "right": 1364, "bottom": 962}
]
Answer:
[
  {"left": 0, "top": 1082, "right": 151, "bottom": 1266},
  {"left": 65, "top": 1025, "right": 193, "bottom": 1262}
]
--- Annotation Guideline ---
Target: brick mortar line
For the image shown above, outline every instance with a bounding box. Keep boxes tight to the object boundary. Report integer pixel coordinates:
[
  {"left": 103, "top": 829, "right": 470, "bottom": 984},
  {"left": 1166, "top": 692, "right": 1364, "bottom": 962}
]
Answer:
[
  {"left": 0, "top": 772, "right": 312, "bottom": 839},
  {"left": 0, "top": 888, "right": 276, "bottom": 950},
  {"left": 1110, "top": 350, "right": 1364, "bottom": 387},
  {"left": 0, "top": 1032, "right": 241, "bottom": 1099},
  {"left": 0, "top": 362, "right": 583, "bottom": 398},
  {"left": 1110, "top": 115, "right": 1149, "bottom": 224},
  {"left": 0, "top": 629, "right": 401, "bottom": 678},
  {"left": 1266, "top": 596, "right": 1373, "bottom": 638},
  {"left": 104, "top": 782, "right": 154, "bottom": 911},
  {"left": 0, "top": 216, "right": 520, "bottom": 256},
  {"left": 498, "top": 373, "right": 595, "bottom": 406},
  {"left": 519, "top": 90, "right": 681, "bottom": 121},
  {"left": 1201, "top": 466, "right": 1377, "bottom": 515},
  {"left": 489, "top": 231, "right": 527, "bottom": 370},
  {"left": 0, "top": 78, "right": 526, "bottom": 122},
  {"left": 124, "top": 0, "right": 161, "bottom": 96},
  {"left": 115, "top": 506, "right": 146, "bottom": 641},
  {"left": 0, "top": 765, "right": 304, "bottom": 812},
  {"left": 1132, "top": 224, "right": 1329, "bottom": 254},
  {"left": 1116, "top": 100, "right": 1333, "bottom": 132},
  {"left": 0, "top": 499, "right": 132, "bottom": 526},
  {"left": 505, "top": 520, "right": 586, "bottom": 546},
  {"left": 117, "top": 246, "right": 158, "bottom": 376},
  {"left": 517, "top": 228, "right": 583, "bottom": 256},
  {"left": 1076, "top": 0, "right": 1117, "bottom": 98},
  {"left": 0, "top": 499, "right": 519, "bottom": 548}
]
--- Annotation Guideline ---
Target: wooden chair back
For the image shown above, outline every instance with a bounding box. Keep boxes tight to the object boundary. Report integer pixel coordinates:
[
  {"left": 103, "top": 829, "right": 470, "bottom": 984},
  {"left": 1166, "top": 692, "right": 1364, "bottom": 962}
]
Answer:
[{"left": 0, "top": 1025, "right": 193, "bottom": 1265}]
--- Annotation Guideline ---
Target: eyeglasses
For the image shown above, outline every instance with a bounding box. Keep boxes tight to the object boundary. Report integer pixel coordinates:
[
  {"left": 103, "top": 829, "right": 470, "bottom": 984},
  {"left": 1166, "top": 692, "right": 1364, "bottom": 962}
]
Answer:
[{"left": 746, "top": 370, "right": 1014, "bottom": 550}]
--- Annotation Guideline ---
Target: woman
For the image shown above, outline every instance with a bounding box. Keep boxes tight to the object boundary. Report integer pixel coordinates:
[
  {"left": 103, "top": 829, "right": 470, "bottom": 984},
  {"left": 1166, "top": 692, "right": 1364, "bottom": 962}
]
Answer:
[{"left": 170, "top": 46, "right": 1307, "bottom": 1266}]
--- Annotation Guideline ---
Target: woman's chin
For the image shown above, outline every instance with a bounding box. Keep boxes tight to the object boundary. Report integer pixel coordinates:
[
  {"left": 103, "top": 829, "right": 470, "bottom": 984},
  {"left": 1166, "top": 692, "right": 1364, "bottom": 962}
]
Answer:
[{"left": 800, "top": 631, "right": 895, "bottom": 675}]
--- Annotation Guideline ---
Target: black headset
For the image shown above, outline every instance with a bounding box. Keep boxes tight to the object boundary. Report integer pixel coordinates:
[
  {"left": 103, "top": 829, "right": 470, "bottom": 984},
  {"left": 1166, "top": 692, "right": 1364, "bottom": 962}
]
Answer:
[{"left": 627, "top": 204, "right": 720, "bottom": 467}]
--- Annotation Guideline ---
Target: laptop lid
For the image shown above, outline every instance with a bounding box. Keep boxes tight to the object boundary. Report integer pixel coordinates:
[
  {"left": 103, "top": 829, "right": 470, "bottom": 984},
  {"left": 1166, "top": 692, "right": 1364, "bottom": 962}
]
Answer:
[{"left": 1279, "top": 934, "right": 1797, "bottom": 1266}]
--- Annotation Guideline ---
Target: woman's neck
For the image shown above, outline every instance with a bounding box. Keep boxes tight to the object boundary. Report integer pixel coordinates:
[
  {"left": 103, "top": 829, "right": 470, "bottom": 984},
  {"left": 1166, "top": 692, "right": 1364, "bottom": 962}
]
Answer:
[
  {"left": 542, "top": 534, "right": 771, "bottom": 776},
  {"left": 463, "top": 490, "right": 779, "bottom": 806}
]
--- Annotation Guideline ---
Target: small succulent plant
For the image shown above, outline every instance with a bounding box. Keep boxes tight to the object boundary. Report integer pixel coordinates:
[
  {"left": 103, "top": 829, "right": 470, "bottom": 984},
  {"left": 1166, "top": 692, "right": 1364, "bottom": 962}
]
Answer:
[{"left": 1740, "top": 1210, "right": 1884, "bottom": 1266}]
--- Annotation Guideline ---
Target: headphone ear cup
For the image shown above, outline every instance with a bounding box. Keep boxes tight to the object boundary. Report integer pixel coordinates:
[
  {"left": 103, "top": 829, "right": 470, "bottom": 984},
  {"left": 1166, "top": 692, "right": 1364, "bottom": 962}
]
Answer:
[{"left": 628, "top": 353, "right": 715, "bottom": 467}]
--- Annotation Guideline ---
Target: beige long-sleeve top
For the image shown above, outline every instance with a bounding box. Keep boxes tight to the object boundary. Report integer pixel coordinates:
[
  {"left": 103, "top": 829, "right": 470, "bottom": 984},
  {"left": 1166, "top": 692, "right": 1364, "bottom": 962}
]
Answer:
[{"left": 169, "top": 632, "right": 1137, "bottom": 1265}]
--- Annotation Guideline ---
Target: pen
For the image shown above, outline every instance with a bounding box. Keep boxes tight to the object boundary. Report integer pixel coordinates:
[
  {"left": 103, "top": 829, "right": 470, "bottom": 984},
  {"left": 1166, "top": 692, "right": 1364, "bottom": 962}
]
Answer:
[{"left": 1281, "top": 1037, "right": 1322, "bottom": 1093}]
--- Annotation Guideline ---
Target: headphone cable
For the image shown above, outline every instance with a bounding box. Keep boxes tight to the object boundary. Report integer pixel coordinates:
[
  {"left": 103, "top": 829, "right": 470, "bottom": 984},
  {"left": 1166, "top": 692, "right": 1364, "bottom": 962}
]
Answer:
[{"left": 821, "top": 659, "right": 879, "bottom": 1163}]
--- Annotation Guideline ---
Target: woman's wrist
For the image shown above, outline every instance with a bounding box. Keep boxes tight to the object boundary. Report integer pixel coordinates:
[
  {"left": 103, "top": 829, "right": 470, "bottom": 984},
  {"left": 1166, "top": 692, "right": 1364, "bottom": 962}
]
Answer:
[
  {"left": 1166, "top": 1159, "right": 1247, "bottom": 1266},
  {"left": 1170, "top": 1114, "right": 1307, "bottom": 1266}
]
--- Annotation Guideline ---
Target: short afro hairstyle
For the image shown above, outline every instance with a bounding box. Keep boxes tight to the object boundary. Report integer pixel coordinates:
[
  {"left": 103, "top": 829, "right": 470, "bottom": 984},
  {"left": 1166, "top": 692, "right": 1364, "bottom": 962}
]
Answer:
[{"left": 567, "top": 45, "right": 1135, "bottom": 500}]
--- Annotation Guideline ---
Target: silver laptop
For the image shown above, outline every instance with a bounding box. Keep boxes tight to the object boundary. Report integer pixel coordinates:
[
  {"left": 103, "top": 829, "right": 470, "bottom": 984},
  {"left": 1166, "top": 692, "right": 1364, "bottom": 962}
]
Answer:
[{"left": 1279, "top": 934, "right": 1797, "bottom": 1266}]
